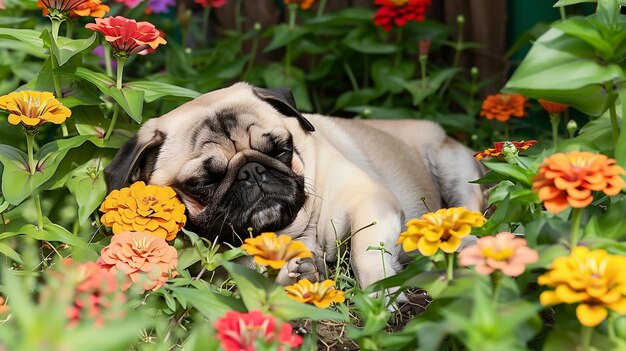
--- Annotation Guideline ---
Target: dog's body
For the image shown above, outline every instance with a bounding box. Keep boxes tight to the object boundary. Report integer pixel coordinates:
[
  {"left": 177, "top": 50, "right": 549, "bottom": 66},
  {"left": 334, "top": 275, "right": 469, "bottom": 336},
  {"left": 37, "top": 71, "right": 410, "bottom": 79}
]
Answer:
[{"left": 105, "top": 82, "right": 485, "bottom": 289}]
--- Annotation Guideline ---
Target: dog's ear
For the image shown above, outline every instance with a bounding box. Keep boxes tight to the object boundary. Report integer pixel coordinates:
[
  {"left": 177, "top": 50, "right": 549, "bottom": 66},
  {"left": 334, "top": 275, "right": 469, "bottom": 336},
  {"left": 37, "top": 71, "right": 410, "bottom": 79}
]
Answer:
[
  {"left": 253, "top": 87, "right": 315, "bottom": 132},
  {"left": 104, "top": 131, "right": 166, "bottom": 191}
]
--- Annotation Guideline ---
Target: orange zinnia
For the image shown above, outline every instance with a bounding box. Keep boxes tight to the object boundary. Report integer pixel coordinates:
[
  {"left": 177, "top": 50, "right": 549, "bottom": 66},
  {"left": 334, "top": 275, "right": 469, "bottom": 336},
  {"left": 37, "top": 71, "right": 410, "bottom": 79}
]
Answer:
[
  {"left": 538, "top": 99, "right": 568, "bottom": 115},
  {"left": 480, "top": 93, "right": 528, "bottom": 122},
  {"left": 38, "top": 0, "right": 108, "bottom": 17},
  {"left": 284, "top": 0, "right": 315, "bottom": 9},
  {"left": 99, "top": 181, "right": 187, "bottom": 241},
  {"left": 532, "top": 152, "right": 626, "bottom": 213}
]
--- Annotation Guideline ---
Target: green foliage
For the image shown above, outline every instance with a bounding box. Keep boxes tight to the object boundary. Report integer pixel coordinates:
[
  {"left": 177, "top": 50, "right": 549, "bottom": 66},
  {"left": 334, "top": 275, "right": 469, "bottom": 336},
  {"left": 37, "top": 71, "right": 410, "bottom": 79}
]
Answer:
[{"left": 1, "top": 1, "right": 626, "bottom": 350}]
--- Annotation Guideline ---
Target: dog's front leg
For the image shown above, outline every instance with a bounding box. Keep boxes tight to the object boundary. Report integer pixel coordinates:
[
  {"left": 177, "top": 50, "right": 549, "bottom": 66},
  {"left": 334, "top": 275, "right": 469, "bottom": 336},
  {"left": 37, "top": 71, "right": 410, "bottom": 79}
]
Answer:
[{"left": 347, "top": 192, "right": 404, "bottom": 289}]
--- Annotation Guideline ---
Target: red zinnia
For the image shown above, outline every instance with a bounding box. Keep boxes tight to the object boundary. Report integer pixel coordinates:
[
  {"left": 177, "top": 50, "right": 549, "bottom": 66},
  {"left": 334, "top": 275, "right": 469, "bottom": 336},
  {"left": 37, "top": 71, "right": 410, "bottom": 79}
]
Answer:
[
  {"left": 474, "top": 140, "right": 537, "bottom": 161},
  {"left": 86, "top": 16, "right": 167, "bottom": 57},
  {"left": 374, "top": 0, "right": 431, "bottom": 32},
  {"left": 194, "top": 0, "right": 227, "bottom": 8},
  {"left": 215, "top": 311, "right": 303, "bottom": 351}
]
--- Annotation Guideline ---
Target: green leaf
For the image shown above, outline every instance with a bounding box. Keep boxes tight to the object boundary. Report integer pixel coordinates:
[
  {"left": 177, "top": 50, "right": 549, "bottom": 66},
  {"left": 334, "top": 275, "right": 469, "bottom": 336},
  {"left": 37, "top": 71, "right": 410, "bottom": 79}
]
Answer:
[
  {"left": 108, "top": 87, "right": 145, "bottom": 123},
  {"left": 371, "top": 60, "right": 415, "bottom": 94},
  {"left": 616, "top": 91, "right": 626, "bottom": 168},
  {"left": 0, "top": 135, "right": 91, "bottom": 205},
  {"left": 66, "top": 157, "right": 108, "bottom": 225},
  {"left": 504, "top": 27, "right": 624, "bottom": 116},
  {"left": 0, "top": 241, "right": 22, "bottom": 263},
  {"left": 5, "top": 218, "right": 89, "bottom": 248},
  {"left": 0, "top": 27, "right": 46, "bottom": 56},
  {"left": 74, "top": 67, "right": 144, "bottom": 122},
  {"left": 221, "top": 260, "right": 271, "bottom": 311},
  {"left": 74, "top": 67, "right": 115, "bottom": 89},
  {"left": 342, "top": 26, "right": 397, "bottom": 54},
  {"left": 264, "top": 24, "right": 311, "bottom": 52},
  {"left": 552, "top": 18, "right": 613, "bottom": 59},
  {"left": 41, "top": 29, "right": 98, "bottom": 66},
  {"left": 399, "top": 68, "right": 460, "bottom": 105},
  {"left": 262, "top": 63, "right": 312, "bottom": 112},
  {"left": 481, "top": 161, "right": 532, "bottom": 186},
  {"left": 124, "top": 81, "right": 201, "bottom": 102},
  {"left": 169, "top": 286, "right": 242, "bottom": 322}
]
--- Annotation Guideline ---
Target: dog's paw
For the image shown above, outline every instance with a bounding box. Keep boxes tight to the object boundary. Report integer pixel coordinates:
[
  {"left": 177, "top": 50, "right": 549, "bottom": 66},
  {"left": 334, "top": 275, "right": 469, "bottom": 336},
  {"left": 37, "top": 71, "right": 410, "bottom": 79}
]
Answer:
[{"left": 287, "top": 256, "right": 322, "bottom": 283}]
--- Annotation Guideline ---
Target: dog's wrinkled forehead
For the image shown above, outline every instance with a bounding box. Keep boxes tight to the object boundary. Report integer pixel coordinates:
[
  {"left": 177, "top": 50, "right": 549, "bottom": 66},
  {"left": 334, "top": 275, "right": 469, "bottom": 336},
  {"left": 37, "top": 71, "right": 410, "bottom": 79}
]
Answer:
[{"left": 139, "top": 83, "right": 295, "bottom": 185}]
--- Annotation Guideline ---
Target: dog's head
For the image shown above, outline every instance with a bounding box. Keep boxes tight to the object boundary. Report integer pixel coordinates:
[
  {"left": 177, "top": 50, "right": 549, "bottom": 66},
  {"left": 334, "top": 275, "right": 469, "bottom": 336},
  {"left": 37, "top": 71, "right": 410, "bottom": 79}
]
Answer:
[{"left": 104, "top": 83, "right": 315, "bottom": 243}]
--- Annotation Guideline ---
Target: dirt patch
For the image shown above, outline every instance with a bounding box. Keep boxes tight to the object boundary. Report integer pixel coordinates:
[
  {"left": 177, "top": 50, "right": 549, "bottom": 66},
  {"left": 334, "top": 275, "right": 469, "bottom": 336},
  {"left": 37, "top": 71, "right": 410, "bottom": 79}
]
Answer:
[{"left": 293, "top": 290, "right": 432, "bottom": 350}]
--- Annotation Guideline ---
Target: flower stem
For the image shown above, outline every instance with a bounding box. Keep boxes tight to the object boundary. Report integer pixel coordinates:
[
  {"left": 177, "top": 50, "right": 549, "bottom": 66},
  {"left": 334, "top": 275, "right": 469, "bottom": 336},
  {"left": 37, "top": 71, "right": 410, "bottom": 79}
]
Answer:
[
  {"left": 419, "top": 55, "right": 428, "bottom": 89},
  {"left": 504, "top": 121, "right": 510, "bottom": 139},
  {"left": 26, "top": 131, "right": 44, "bottom": 230},
  {"left": 316, "top": 0, "right": 328, "bottom": 17},
  {"left": 235, "top": 0, "right": 244, "bottom": 33},
  {"left": 605, "top": 81, "right": 619, "bottom": 144},
  {"left": 104, "top": 58, "right": 125, "bottom": 142},
  {"left": 25, "top": 131, "right": 36, "bottom": 174},
  {"left": 65, "top": 21, "right": 74, "bottom": 38},
  {"left": 202, "top": 6, "right": 212, "bottom": 45},
  {"left": 310, "top": 320, "right": 318, "bottom": 351},
  {"left": 49, "top": 18, "right": 67, "bottom": 137},
  {"left": 394, "top": 26, "right": 404, "bottom": 68},
  {"left": 343, "top": 61, "right": 359, "bottom": 91},
  {"left": 581, "top": 325, "right": 592, "bottom": 351},
  {"left": 243, "top": 27, "right": 259, "bottom": 80},
  {"left": 103, "top": 44, "right": 113, "bottom": 77},
  {"left": 285, "top": 4, "right": 298, "bottom": 78},
  {"left": 446, "top": 253, "right": 455, "bottom": 281},
  {"left": 491, "top": 272, "right": 502, "bottom": 304},
  {"left": 559, "top": 6, "right": 567, "bottom": 21},
  {"left": 570, "top": 208, "right": 582, "bottom": 249},
  {"left": 115, "top": 57, "right": 125, "bottom": 89},
  {"left": 50, "top": 17, "right": 62, "bottom": 42},
  {"left": 34, "top": 191, "right": 44, "bottom": 230},
  {"left": 550, "top": 114, "right": 561, "bottom": 147}
]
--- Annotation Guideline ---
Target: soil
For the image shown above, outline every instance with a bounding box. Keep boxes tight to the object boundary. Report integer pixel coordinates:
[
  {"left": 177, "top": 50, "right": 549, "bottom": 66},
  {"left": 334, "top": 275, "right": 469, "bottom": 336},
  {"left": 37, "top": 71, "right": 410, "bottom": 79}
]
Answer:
[{"left": 292, "top": 289, "right": 432, "bottom": 351}]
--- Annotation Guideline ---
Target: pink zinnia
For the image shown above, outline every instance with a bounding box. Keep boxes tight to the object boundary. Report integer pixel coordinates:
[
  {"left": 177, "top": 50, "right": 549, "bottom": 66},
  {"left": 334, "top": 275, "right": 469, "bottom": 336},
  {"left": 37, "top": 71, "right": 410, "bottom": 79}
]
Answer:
[
  {"left": 97, "top": 231, "right": 178, "bottom": 292},
  {"left": 86, "top": 16, "right": 166, "bottom": 57},
  {"left": 215, "top": 310, "right": 303, "bottom": 351},
  {"left": 458, "top": 232, "right": 538, "bottom": 277},
  {"left": 47, "top": 258, "right": 125, "bottom": 327}
]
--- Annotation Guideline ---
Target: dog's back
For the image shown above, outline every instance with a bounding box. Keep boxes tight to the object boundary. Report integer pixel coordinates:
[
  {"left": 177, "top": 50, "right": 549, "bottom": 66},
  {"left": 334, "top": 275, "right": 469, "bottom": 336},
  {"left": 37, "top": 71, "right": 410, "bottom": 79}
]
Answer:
[{"left": 304, "top": 115, "right": 485, "bottom": 219}]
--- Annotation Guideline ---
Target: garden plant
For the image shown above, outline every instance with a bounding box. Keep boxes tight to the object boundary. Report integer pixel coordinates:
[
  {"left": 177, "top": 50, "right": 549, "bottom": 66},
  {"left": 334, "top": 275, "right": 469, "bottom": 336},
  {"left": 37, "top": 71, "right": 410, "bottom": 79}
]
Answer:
[{"left": 1, "top": 0, "right": 626, "bottom": 350}]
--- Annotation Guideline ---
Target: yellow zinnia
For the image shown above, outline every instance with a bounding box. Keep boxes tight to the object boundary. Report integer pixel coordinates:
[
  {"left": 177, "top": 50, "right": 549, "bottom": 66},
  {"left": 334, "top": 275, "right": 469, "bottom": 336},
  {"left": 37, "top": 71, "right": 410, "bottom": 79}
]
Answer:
[
  {"left": 241, "top": 232, "right": 312, "bottom": 270},
  {"left": 397, "top": 207, "right": 486, "bottom": 256},
  {"left": 0, "top": 91, "right": 71, "bottom": 128},
  {"left": 538, "top": 246, "right": 626, "bottom": 327},
  {"left": 285, "top": 279, "right": 345, "bottom": 309},
  {"left": 99, "top": 181, "right": 186, "bottom": 241}
]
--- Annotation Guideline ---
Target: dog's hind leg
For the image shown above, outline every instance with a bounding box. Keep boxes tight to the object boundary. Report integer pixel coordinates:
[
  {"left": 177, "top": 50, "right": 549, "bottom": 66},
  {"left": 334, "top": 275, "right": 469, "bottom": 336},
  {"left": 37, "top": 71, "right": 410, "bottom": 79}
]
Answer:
[{"left": 423, "top": 136, "right": 487, "bottom": 212}]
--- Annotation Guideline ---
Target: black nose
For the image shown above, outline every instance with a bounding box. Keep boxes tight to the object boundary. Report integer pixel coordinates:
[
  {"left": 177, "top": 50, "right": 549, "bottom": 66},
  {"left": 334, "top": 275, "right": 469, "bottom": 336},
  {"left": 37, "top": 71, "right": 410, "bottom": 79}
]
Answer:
[{"left": 237, "top": 162, "right": 267, "bottom": 183}]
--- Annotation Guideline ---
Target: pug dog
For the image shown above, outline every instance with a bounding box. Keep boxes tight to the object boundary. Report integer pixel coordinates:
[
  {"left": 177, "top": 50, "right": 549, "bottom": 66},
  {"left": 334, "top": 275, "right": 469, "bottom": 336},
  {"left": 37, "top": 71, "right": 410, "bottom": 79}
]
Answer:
[{"left": 104, "top": 82, "right": 486, "bottom": 289}]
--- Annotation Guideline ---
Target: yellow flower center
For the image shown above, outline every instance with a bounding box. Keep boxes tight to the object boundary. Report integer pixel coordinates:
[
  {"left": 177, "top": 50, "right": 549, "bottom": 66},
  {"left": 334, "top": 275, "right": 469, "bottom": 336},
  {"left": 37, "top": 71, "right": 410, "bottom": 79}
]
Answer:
[
  {"left": 142, "top": 196, "right": 158, "bottom": 206},
  {"left": 499, "top": 94, "right": 511, "bottom": 104},
  {"left": 482, "top": 247, "right": 513, "bottom": 261},
  {"left": 390, "top": 0, "right": 409, "bottom": 5}
]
